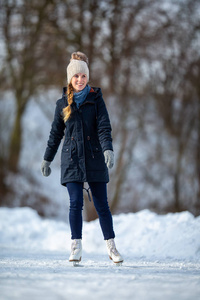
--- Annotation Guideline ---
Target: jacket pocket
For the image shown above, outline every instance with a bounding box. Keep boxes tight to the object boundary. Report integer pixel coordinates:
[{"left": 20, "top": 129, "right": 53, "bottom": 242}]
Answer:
[
  {"left": 86, "top": 136, "right": 102, "bottom": 158},
  {"left": 61, "top": 138, "right": 78, "bottom": 166}
]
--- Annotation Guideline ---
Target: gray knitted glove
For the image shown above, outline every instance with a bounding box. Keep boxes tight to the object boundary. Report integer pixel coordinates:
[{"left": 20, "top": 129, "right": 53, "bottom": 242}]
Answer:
[
  {"left": 41, "top": 160, "right": 51, "bottom": 177},
  {"left": 104, "top": 150, "right": 114, "bottom": 169}
]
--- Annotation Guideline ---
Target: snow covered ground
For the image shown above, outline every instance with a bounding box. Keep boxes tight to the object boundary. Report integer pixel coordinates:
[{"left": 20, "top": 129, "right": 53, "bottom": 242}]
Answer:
[{"left": 0, "top": 207, "right": 200, "bottom": 300}]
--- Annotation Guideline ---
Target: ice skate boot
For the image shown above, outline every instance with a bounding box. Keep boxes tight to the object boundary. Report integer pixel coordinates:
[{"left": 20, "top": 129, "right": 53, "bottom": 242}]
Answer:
[
  {"left": 69, "top": 239, "right": 82, "bottom": 266},
  {"left": 106, "top": 238, "right": 123, "bottom": 266}
]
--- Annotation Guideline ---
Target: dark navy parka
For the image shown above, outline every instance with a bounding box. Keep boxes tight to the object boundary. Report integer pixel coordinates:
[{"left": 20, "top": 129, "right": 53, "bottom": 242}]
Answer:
[{"left": 44, "top": 87, "right": 113, "bottom": 186}]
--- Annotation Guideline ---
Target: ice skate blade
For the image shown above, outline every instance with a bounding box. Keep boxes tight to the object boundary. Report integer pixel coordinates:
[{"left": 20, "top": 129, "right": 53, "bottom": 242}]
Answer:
[
  {"left": 69, "top": 260, "right": 81, "bottom": 267},
  {"left": 72, "top": 261, "right": 80, "bottom": 267},
  {"left": 114, "top": 262, "right": 123, "bottom": 266},
  {"left": 69, "top": 257, "right": 81, "bottom": 267}
]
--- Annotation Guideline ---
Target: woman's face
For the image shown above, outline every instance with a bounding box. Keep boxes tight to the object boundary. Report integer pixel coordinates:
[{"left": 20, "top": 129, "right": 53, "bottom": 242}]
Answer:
[{"left": 71, "top": 73, "right": 87, "bottom": 92}]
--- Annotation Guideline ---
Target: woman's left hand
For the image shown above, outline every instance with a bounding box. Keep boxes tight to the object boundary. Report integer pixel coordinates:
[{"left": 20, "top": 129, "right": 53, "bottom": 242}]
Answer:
[{"left": 104, "top": 150, "right": 114, "bottom": 169}]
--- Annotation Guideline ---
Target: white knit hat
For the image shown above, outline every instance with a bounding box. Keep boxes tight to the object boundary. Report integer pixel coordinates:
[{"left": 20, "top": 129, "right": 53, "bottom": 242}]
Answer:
[{"left": 67, "top": 59, "right": 89, "bottom": 84}]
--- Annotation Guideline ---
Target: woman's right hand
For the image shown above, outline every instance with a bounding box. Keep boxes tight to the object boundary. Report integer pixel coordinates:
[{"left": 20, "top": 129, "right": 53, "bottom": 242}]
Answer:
[{"left": 41, "top": 160, "right": 51, "bottom": 177}]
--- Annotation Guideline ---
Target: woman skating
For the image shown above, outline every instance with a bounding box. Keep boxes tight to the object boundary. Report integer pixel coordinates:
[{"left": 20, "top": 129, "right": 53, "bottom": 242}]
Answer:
[{"left": 41, "top": 51, "right": 123, "bottom": 265}]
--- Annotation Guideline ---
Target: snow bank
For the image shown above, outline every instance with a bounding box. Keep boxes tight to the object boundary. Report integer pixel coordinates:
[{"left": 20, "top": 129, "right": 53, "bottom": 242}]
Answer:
[{"left": 0, "top": 207, "right": 200, "bottom": 260}]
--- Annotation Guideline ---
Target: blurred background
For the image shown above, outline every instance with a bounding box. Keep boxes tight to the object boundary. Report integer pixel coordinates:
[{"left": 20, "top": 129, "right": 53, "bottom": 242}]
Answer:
[{"left": 0, "top": 0, "right": 199, "bottom": 222}]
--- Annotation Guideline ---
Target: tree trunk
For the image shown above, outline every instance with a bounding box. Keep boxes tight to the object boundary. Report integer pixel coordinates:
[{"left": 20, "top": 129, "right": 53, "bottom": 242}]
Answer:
[
  {"left": 110, "top": 126, "right": 128, "bottom": 213},
  {"left": 173, "top": 140, "right": 184, "bottom": 212},
  {"left": 8, "top": 99, "right": 26, "bottom": 172},
  {"left": 196, "top": 96, "right": 200, "bottom": 214},
  {"left": 83, "top": 194, "right": 98, "bottom": 222},
  {"left": 174, "top": 171, "right": 180, "bottom": 212}
]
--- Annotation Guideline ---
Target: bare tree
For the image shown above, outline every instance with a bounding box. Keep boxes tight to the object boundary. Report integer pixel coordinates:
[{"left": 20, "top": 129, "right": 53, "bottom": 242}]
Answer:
[
  {"left": 148, "top": 0, "right": 200, "bottom": 213},
  {"left": 1, "top": 1, "right": 55, "bottom": 172},
  {"left": 1, "top": 0, "right": 199, "bottom": 219}
]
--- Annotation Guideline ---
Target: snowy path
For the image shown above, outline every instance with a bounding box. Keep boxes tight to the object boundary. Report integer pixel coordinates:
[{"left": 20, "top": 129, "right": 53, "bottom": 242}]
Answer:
[{"left": 1, "top": 248, "right": 200, "bottom": 300}]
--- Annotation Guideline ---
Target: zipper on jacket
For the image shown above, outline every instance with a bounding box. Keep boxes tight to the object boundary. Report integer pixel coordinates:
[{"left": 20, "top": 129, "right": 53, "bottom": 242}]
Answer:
[
  {"left": 70, "top": 137, "right": 77, "bottom": 161},
  {"left": 87, "top": 136, "right": 94, "bottom": 158}
]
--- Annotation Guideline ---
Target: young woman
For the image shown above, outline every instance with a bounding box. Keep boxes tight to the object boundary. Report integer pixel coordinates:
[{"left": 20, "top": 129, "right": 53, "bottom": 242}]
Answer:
[{"left": 41, "top": 51, "right": 123, "bottom": 265}]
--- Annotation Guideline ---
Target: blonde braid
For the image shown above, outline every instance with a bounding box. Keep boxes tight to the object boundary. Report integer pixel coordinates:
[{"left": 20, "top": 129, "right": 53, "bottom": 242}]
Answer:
[
  {"left": 63, "top": 51, "right": 89, "bottom": 122},
  {"left": 63, "top": 83, "right": 74, "bottom": 122}
]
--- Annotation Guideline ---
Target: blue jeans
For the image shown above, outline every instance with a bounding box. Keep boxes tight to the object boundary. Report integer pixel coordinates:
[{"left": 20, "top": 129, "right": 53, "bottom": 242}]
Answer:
[{"left": 66, "top": 182, "right": 115, "bottom": 240}]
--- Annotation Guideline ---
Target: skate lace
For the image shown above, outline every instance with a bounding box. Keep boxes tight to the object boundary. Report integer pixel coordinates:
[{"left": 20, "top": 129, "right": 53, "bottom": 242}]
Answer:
[
  {"left": 71, "top": 240, "right": 81, "bottom": 254},
  {"left": 107, "top": 240, "right": 120, "bottom": 256},
  {"left": 111, "top": 247, "right": 120, "bottom": 256}
]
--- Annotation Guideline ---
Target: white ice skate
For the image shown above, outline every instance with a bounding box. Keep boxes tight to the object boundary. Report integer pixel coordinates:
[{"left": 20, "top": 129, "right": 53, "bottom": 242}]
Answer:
[
  {"left": 69, "top": 239, "right": 82, "bottom": 266},
  {"left": 106, "top": 238, "right": 123, "bottom": 266}
]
